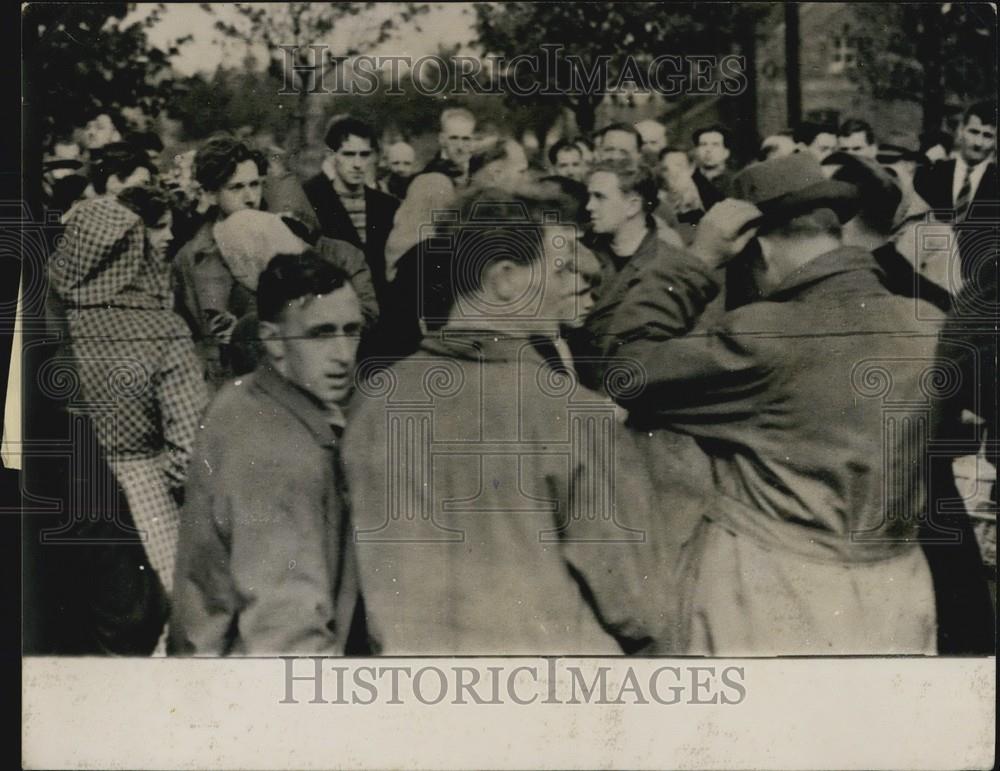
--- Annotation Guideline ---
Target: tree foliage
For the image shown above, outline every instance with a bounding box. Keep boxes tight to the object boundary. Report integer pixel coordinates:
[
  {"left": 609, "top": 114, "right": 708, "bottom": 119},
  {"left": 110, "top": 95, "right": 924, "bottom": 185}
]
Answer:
[
  {"left": 850, "top": 3, "right": 997, "bottom": 131},
  {"left": 206, "top": 2, "right": 429, "bottom": 147},
  {"left": 24, "top": 2, "right": 184, "bottom": 144},
  {"left": 473, "top": 2, "right": 768, "bottom": 134}
]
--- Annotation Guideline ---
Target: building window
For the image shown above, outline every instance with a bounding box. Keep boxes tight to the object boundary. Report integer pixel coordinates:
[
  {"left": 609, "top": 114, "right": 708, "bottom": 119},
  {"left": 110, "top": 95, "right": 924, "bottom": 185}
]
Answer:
[{"left": 827, "top": 29, "right": 856, "bottom": 75}]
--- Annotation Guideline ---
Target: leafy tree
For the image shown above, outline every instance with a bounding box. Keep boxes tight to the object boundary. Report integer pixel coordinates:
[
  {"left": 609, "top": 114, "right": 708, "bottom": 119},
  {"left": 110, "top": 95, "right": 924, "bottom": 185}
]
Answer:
[
  {"left": 207, "top": 2, "right": 429, "bottom": 148},
  {"left": 23, "top": 3, "right": 184, "bottom": 145},
  {"left": 850, "top": 3, "right": 997, "bottom": 133},
  {"left": 473, "top": 2, "right": 768, "bottom": 135}
]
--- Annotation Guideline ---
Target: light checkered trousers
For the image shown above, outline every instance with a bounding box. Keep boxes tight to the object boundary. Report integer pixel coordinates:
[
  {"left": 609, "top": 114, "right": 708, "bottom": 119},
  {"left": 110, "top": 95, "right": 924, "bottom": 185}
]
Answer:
[{"left": 49, "top": 195, "right": 208, "bottom": 604}]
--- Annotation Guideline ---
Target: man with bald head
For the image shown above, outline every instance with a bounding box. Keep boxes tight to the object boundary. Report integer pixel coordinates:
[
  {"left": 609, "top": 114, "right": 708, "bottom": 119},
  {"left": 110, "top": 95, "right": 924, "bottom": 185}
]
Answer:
[
  {"left": 379, "top": 141, "right": 416, "bottom": 200},
  {"left": 423, "top": 107, "right": 477, "bottom": 188},
  {"left": 635, "top": 119, "right": 668, "bottom": 163}
]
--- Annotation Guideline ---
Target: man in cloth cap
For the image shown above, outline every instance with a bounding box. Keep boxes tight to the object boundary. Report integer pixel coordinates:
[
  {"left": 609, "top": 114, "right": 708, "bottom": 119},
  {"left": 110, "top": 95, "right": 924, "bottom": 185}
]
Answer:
[{"left": 592, "top": 153, "right": 942, "bottom": 655}]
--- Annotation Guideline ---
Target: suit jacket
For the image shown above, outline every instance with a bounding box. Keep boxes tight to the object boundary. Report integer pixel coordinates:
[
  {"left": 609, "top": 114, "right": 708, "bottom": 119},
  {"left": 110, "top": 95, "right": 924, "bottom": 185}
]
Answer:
[
  {"left": 913, "top": 159, "right": 999, "bottom": 284},
  {"left": 302, "top": 174, "right": 400, "bottom": 303},
  {"left": 913, "top": 158, "right": 999, "bottom": 214}
]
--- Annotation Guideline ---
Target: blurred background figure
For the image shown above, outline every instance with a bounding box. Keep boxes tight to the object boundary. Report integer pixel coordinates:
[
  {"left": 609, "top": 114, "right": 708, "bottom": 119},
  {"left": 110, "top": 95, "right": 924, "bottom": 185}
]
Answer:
[
  {"left": 759, "top": 131, "right": 797, "bottom": 161},
  {"left": 635, "top": 119, "right": 668, "bottom": 162},
  {"left": 837, "top": 118, "right": 880, "bottom": 159},
  {"left": 469, "top": 138, "right": 529, "bottom": 190},
  {"left": 795, "top": 122, "right": 838, "bottom": 162},
  {"left": 548, "top": 138, "right": 587, "bottom": 182},
  {"left": 658, "top": 147, "right": 705, "bottom": 229},
  {"left": 379, "top": 141, "right": 417, "bottom": 200}
]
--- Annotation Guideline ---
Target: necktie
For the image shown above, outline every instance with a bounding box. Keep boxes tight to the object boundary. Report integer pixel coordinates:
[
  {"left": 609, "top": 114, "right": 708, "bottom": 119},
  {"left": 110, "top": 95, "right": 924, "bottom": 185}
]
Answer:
[{"left": 954, "top": 165, "right": 973, "bottom": 222}]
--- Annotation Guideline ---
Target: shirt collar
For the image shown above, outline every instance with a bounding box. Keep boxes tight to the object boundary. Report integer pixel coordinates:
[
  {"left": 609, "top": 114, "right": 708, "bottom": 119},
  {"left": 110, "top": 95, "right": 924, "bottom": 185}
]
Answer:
[
  {"left": 766, "top": 246, "right": 884, "bottom": 300},
  {"left": 252, "top": 365, "right": 341, "bottom": 446}
]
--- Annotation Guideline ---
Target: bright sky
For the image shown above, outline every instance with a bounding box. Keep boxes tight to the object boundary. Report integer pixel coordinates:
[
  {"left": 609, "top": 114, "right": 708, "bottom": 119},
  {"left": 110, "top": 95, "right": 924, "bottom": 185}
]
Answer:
[{"left": 124, "top": 2, "right": 479, "bottom": 77}]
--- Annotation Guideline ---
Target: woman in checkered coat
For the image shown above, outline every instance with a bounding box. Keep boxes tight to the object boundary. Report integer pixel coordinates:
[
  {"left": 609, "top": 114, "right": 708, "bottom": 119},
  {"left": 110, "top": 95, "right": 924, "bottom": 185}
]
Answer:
[{"left": 48, "top": 191, "right": 208, "bottom": 651}]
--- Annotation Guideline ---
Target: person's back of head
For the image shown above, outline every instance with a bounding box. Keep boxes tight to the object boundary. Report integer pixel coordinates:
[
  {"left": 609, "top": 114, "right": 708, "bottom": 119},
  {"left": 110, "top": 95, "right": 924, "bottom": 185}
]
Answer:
[{"left": 91, "top": 142, "right": 156, "bottom": 195}]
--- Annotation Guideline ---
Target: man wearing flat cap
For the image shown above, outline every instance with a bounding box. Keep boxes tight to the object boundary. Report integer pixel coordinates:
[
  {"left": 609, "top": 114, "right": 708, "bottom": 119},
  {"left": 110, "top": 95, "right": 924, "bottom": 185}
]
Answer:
[{"left": 588, "top": 152, "right": 943, "bottom": 655}]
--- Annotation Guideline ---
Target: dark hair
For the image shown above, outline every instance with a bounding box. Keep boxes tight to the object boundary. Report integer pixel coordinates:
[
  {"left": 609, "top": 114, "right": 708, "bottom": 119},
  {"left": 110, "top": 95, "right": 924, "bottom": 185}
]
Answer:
[
  {"left": 658, "top": 146, "right": 690, "bottom": 162},
  {"left": 588, "top": 158, "right": 660, "bottom": 217},
  {"left": 595, "top": 122, "right": 643, "bottom": 150},
  {"left": 90, "top": 142, "right": 156, "bottom": 194},
  {"left": 84, "top": 108, "right": 129, "bottom": 135},
  {"left": 257, "top": 250, "right": 353, "bottom": 323},
  {"left": 837, "top": 118, "right": 876, "bottom": 145},
  {"left": 918, "top": 129, "right": 954, "bottom": 154},
  {"left": 194, "top": 134, "right": 267, "bottom": 192},
  {"left": 324, "top": 115, "right": 379, "bottom": 152},
  {"left": 126, "top": 130, "right": 164, "bottom": 154},
  {"left": 822, "top": 152, "right": 900, "bottom": 235},
  {"left": 692, "top": 123, "right": 732, "bottom": 149},
  {"left": 548, "top": 139, "right": 583, "bottom": 167},
  {"left": 439, "top": 183, "right": 581, "bottom": 298},
  {"left": 962, "top": 100, "right": 997, "bottom": 128},
  {"left": 116, "top": 184, "right": 174, "bottom": 226},
  {"left": 793, "top": 121, "right": 836, "bottom": 146},
  {"left": 539, "top": 174, "right": 589, "bottom": 225}
]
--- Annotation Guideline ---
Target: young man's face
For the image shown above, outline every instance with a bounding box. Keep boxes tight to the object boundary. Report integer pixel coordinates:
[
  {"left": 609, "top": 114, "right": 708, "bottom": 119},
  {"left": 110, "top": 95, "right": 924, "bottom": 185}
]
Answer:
[
  {"left": 106, "top": 165, "right": 152, "bottom": 195},
  {"left": 217, "top": 159, "right": 262, "bottom": 217},
  {"left": 554, "top": 147, "right": 584, "bottom": 181},
  {"left": 695, "top": 131, "right": 730, "bottom": 170},
  {"left": 597, "top": 130, "right": 640, "bottom": 163},
  {"left": 957, "top": 115, "right": 997, "bottom": 166},
  {"left": 805, "top": 133, "right": 838, "bottom": 162},
  {"left": 268, "top": 285, "right": 363, "bottom": 408},
  {"left": 332, "top": 134, "right": 374, "bottom": 189},
  {"left": 440, "top": 116, "right": 476, "bottom": 167},
  {"left": 838, "top": 131, "right": 877, "bottom": 158},
  {"left": 146, "top": 211, "right": 174, "bottom": 261},
  {"left": 586, "top": 171, "right": 638, "bottom": 234}
]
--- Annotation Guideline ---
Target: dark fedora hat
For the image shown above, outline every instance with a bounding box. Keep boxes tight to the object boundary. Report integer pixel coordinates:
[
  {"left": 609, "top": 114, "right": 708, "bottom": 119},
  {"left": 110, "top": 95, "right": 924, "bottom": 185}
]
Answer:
[{"left": 732, "top": 152, "right": 860, "bottom": 227}]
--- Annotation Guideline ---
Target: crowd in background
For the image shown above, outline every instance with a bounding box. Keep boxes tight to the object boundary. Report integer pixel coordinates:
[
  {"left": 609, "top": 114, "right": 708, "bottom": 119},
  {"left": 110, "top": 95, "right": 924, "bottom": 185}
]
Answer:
[{"left": 29, "top": 95, "right": 997, "bottom": 656}]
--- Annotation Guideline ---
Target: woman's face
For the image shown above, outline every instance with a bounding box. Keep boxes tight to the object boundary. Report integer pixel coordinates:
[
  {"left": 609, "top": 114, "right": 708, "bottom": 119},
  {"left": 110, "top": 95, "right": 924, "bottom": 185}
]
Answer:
[{"left": 147, "top": 211, "right": 174, "bottom": 260}]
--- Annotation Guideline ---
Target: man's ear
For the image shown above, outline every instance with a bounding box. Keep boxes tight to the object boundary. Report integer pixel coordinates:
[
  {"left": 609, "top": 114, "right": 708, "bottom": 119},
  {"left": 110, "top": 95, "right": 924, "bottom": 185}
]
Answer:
[
  {"left": 721, "top": 146, "right": 732, "bottom": 163},
  {"left": 259, "top": 320, "right": 285, "bottom": 368}
]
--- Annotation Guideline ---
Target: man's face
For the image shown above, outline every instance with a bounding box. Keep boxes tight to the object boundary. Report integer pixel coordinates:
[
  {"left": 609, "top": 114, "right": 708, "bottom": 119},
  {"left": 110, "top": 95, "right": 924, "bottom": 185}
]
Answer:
[
  {"left": 957, "top": 115, "right": 997, "bottom": 166},
  {"left": 554, "top": 147, "right": 585, "bottom": 181},
  {"left": 586, "top": 171, "right": 638, "bottom": 234},
  {"left": 805, "top": 132, "right": 838, "bottom": 162},
  {"left": 217, "top": 159, "right": 262, "bottom": 217},
  {"left": 386, "top": 144, "right": 415, "bottom": 176},
  {"left": 106, "top": 165, "right": 152, "bottom": 195},
  {"left": 270, "top": 285, "right": 363, "bottom": 408},
  {"left": 838, "top": 131, "right": 877, "bottom": 158},
  {"left": 146, "top": 211, "right": 174, "bottom": 261},
  {"left": 440, "top": 116, "right": 476, "bottom": 167},
  {"left": 332, "top": 134, "right": 373, "bottom": 189},
  {"left": 637, "top": 124, "right": 668, "bottom": 158},
  {"left": 598, "top": 130, "right": 640, "bottom": 163},
  {"left": 84, "top": 115, "right": 120, "bottom": 151},
  {"left": 660, "top": 151, "right": 693, "bottom": 186},
  {"left": 695, "top": 131, "right": 730, "bottom": 170}
]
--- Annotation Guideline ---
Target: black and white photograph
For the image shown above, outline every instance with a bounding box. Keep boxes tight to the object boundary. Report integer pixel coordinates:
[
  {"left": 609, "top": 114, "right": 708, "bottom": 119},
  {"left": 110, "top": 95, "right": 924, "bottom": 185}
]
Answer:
[{"left": 8, "top": 2, "right": 998, "bottom": 768}]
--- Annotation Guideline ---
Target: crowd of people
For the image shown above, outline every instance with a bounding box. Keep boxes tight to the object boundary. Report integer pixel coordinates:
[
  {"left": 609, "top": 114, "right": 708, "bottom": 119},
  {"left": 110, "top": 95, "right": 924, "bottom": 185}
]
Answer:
[{"left": 32, "top": 97, "right": 997, "bottom": 656}]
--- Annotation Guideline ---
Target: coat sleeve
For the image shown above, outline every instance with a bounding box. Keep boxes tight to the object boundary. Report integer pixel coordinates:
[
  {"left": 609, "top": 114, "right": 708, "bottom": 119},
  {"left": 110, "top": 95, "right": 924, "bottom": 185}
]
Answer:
[
  {"left": 170, "top": 428, "right": 348, "bottom": 655},
  {"left": 601, "top": 249, "right": 773, "bottom": 424},
  {"left": 157, "top": 324, "right": 209, "bottom": 490}
]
